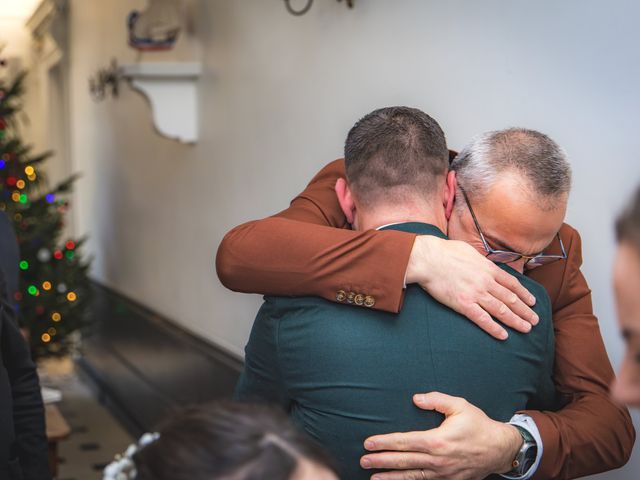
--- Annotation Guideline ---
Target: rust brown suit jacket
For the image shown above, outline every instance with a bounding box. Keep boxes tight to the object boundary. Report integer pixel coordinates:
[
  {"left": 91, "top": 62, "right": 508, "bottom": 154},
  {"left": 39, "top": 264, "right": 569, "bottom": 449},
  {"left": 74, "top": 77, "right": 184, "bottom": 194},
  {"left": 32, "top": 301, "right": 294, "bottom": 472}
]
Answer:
[{"left": 216, "top": 159, "right": 635, "bottom": 480}]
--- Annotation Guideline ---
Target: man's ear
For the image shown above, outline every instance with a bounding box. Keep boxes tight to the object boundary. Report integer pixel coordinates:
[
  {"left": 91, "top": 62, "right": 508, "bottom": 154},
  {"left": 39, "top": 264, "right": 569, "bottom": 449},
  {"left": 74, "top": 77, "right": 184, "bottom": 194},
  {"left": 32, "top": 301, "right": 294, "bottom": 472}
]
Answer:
[
  {"left": 335, "top": 178, "right": 356, "bottom": 225},
  {"left": 444, "top": 170, "right": 457, "bottom": 220}
]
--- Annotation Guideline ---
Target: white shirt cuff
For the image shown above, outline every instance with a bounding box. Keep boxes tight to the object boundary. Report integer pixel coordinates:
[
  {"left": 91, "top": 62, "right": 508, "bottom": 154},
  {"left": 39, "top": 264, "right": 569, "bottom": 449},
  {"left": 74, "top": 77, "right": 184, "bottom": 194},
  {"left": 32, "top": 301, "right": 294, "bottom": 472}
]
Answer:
[{"left": 500, "top": 413, "right": 543, "bottom": 480}]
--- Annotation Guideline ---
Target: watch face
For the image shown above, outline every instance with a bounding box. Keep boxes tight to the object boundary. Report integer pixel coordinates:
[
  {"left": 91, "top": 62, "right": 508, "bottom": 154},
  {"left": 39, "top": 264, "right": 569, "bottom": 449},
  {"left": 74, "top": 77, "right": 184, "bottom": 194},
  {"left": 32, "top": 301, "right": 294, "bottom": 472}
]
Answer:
[
  {"left": 519, "top": 442, "right": 537, "bottom": 473},
  {"left": 510, "top": 425, "right": 538, "bottom": 476}
]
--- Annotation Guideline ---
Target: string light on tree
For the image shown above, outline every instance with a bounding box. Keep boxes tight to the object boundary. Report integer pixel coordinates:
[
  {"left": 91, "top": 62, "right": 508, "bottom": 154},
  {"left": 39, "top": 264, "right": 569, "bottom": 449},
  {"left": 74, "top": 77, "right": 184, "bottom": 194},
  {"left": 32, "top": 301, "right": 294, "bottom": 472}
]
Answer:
[
  {"left": 0, "top": 72, "right": 91, "bottom": 356},
  {"left": 37, "top": 248, "right": 51, "bottom": 262}
]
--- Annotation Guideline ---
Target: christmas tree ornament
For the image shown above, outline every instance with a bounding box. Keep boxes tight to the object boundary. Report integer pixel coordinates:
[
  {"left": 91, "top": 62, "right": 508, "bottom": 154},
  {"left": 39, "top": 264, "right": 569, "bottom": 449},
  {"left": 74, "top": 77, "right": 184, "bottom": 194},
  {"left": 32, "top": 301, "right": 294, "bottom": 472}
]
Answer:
[{"left": 37, "top": 248, "right": 51, "bottom": 262}]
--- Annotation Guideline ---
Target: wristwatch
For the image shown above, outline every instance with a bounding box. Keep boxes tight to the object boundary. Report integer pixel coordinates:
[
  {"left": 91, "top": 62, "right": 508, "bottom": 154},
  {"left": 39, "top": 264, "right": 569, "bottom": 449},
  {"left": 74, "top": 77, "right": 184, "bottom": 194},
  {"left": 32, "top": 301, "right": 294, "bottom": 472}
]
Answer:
[{"left": 506, "top": 426, "right": 538, "bottom": 477}]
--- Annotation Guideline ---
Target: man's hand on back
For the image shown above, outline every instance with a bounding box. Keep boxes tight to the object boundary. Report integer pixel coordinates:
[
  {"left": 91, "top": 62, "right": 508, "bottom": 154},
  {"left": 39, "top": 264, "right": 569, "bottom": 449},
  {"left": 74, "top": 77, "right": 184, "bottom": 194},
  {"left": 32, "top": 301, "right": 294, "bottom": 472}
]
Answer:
[
  {"left": 406, "top": 235, "right": 538, "bottom": 340},
  {"left": 361, "top": 392, "right": 524, "bottom": 480}
]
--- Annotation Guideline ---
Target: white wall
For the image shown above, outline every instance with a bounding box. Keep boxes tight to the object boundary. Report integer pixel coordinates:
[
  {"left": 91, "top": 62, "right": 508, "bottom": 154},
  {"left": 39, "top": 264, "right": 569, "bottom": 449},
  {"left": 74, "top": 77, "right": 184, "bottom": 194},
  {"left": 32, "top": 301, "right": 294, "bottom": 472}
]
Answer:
[{"left": 59, "top": 0, "right": 640, "bottom": 477}]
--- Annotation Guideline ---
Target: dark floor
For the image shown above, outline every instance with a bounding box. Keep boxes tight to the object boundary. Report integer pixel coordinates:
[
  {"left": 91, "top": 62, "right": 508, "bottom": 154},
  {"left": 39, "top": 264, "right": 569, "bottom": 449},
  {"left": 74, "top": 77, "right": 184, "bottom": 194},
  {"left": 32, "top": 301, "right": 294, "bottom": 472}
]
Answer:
[
  {"left": 39, "top": 357, "right": 133, "bottom": 480},
  {"left": 80, "top": 282, "right": 243, "bottom": 436}
]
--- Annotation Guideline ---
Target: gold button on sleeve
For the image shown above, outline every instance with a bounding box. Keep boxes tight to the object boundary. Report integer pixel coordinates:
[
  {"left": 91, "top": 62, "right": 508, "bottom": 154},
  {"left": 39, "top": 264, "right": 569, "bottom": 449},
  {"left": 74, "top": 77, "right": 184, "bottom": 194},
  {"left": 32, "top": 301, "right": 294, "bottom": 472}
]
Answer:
[{"left": 347, "top": 291, "right": 356, "bottom": 304}]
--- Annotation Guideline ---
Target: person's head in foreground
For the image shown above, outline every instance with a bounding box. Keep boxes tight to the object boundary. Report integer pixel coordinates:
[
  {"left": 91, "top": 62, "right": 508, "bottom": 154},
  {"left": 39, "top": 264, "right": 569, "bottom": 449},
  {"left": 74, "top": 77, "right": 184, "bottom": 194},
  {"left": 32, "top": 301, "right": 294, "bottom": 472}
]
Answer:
[
  {"left": 104, "top": 402, "right": 337, "bottom": 480},
  {"left": 611, "top": 185, "right": 640, "bottom": 408}
]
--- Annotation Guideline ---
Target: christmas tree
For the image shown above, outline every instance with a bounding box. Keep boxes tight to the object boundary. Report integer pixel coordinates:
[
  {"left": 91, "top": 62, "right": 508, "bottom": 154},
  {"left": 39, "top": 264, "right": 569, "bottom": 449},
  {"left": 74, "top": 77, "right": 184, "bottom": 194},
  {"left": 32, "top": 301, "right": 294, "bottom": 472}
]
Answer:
[{"left": 0, "top": 71, "right": 91, "bottom": 357}]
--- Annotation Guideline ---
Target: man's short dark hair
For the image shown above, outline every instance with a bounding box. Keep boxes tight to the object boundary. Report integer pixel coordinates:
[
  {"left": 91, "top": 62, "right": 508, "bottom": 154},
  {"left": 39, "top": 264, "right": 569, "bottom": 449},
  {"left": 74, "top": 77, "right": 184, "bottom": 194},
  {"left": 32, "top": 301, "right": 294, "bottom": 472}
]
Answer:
[
  {"left": 344, "top": 106, "right": 448, "bottom": 206},
  {"left": 616, "top": 185, "right": 640, "bottom": 253}
]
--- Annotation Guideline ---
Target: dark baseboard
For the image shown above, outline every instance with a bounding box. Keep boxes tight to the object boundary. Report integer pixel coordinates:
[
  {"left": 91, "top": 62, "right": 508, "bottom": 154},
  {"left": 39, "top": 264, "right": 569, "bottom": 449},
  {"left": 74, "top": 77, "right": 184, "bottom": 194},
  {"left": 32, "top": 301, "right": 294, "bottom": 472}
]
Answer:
[{"left": 78, "top": 282, "right": 244, "bottom": 437}]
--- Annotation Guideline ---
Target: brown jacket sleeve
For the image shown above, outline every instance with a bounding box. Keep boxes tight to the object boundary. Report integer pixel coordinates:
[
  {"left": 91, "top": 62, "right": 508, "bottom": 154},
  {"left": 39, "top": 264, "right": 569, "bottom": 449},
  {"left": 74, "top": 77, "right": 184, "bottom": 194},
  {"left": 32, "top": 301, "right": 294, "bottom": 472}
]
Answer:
[
  {"left": 525, "top": 224, "right": 635, "bottom": 479},
  {"left": 216, "top": 159, "right": 416, "bottom": 313}
]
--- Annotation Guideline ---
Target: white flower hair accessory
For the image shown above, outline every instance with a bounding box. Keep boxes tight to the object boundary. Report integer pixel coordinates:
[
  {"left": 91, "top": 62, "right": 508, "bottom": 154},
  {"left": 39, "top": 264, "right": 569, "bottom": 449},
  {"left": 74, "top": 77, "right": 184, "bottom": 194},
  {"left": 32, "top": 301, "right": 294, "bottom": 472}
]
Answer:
[{"left": 103, "top": 432, "right": 160, "bottom": 480}]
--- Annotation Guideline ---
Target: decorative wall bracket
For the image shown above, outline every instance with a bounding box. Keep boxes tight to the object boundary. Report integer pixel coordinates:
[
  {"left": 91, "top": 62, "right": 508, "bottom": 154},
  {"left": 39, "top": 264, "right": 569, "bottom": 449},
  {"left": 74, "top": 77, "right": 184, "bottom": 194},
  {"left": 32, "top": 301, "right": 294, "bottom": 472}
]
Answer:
[{"left": 119, "top": 62, "right": 202, "bottom": 144}]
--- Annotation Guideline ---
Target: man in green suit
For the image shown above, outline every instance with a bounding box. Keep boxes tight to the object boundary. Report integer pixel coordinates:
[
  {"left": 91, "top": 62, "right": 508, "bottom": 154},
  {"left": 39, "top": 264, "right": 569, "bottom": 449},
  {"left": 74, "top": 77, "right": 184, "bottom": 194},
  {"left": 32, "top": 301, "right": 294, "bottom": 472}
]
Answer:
[{"left": 235, "top": 107, "right": 560, "bottom": 479}]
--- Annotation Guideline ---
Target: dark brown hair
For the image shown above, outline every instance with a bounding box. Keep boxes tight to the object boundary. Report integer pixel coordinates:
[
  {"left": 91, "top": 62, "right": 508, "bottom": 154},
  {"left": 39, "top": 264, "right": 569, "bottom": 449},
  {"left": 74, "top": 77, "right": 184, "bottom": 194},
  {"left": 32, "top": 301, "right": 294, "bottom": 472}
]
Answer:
[
  {"left": 344, "top": 106, "right": 448, "bottom": 206},
  {"left": 134, "top": 402, "right": 336, "bottom": 480},
  {"left": 616, "top": 185, "right": 640, "bottom": 251}
]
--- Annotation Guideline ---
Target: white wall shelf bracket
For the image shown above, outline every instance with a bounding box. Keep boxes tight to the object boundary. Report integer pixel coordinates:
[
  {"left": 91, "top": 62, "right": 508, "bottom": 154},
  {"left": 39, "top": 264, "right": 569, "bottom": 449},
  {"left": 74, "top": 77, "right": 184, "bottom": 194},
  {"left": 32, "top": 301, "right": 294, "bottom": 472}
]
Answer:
[{"left": 120, "top": 62, "right": 202, "bottom": 144}]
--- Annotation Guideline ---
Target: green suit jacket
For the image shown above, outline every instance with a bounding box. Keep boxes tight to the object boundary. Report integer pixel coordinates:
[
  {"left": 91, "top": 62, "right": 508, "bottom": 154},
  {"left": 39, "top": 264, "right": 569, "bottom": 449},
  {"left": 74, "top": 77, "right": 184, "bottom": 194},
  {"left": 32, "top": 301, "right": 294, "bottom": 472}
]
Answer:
[{"left": 235, "top": 223, "right": 556, "bottom": 479}]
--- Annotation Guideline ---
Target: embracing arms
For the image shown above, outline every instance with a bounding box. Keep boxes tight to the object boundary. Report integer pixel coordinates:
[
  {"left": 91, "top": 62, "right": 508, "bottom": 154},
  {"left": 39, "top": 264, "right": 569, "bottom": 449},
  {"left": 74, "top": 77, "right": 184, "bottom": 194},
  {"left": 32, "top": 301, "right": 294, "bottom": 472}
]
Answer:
[
  {"left": 360, "top": 226, "right": 635, "bottom": 480},
  {"left": 216, "top": 159, "right": 538, "bottom": 338},
  {"left": 217, "top": 159, "right": 635, "bottom": 479}
]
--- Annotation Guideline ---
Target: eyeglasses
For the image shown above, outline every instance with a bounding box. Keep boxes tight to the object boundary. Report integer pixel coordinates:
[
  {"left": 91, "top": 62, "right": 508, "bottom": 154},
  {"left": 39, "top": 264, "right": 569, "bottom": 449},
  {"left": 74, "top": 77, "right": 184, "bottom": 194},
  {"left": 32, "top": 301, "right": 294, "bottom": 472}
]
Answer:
[{"left": 458, "top": 185, "right": 567, "bottom": 266}]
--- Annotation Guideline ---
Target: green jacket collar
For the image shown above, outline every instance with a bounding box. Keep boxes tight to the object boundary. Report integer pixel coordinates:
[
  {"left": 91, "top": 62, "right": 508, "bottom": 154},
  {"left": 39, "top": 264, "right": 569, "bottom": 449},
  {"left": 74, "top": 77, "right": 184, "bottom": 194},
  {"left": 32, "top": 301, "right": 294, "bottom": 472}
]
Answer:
[{"left": 378, "top": 222, "right": 447, "bottom": 239}]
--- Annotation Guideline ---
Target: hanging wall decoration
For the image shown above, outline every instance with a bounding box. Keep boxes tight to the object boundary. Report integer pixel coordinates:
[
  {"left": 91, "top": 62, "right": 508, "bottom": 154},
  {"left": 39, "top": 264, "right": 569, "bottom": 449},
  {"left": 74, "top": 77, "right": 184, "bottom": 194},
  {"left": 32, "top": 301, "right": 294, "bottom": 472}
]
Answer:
[
  {"left": 128, "top": 0, "right": 182, "bottom": 51},
  {"left": 284, "top": 0, "right": 354, "bottom": 16},
  {"left": 88, "top": 59, "right": 120, "bottom": 101}
]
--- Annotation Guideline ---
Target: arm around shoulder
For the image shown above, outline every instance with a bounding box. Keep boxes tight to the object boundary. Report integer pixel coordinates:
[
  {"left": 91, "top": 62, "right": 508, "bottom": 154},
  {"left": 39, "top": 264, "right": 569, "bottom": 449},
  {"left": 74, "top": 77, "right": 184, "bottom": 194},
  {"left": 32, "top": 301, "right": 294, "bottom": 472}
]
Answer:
[{"left": 216, "top": 159, "right": 415, "bottom": 313}]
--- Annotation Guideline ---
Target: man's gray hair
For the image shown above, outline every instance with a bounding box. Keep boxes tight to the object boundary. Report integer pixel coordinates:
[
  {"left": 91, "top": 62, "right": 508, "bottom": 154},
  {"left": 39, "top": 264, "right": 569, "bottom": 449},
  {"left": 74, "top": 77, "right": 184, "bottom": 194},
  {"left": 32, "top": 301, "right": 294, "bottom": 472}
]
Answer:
[{"left": 450, "top": 128, "right": 572, "bottom": 207}]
